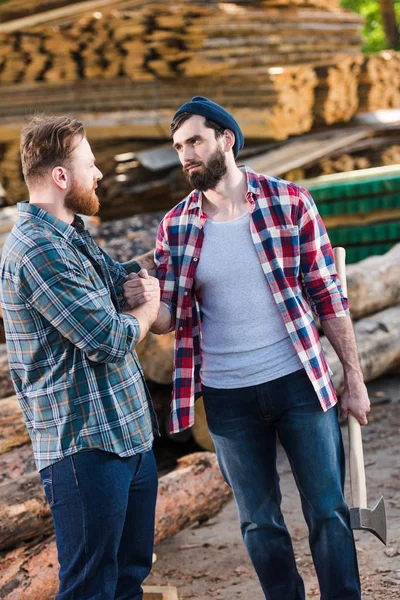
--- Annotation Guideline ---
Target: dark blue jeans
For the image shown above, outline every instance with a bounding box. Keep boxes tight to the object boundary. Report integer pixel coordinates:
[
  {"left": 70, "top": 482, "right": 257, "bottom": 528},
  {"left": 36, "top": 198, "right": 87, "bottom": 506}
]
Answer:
[
  {"left": 40, "top": 449, "right": 158, "bottom": 600},
  {"left": 202, "top": 368, "right": 361, "bottom": 600}
]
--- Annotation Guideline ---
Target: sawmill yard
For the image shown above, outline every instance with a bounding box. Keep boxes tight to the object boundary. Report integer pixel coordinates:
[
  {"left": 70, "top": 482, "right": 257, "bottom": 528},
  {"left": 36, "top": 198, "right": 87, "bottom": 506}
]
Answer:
[{"left": 0, "top": 0, "right": 400, "bottom": 598}]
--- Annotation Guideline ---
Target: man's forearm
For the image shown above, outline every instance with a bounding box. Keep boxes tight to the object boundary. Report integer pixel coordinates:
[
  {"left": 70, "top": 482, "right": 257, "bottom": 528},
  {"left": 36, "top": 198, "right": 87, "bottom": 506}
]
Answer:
[
  {"left": 134, "top": 249, "right": 157, "bottom": 277},
  {"left": 128, "top": 303, "right": 157, "bottom": 343},
  {"left": 321, "top": 316, "right": 362, "bottom": 379},
  {"left": 150, "top": 302, "right": 173, "bottom": 335}
]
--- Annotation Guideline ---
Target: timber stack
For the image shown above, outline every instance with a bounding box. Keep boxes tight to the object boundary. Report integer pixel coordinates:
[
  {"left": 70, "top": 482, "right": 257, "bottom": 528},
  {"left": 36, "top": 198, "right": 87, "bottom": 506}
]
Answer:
[{"left": 0, "top": 0, "right": 399, "bottom": 210}]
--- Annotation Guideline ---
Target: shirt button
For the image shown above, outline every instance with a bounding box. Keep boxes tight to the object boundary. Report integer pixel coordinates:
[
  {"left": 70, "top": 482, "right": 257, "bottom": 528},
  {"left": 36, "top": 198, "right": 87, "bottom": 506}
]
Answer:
[
  {"left": 193, "top": 257, "right": 198, "bottom": 262},
  {"left": 184, "top": 291, "right": 188, "bottom": 296},
  {"left": 179, "top": 326, "right": 183, "bottom": 331}
]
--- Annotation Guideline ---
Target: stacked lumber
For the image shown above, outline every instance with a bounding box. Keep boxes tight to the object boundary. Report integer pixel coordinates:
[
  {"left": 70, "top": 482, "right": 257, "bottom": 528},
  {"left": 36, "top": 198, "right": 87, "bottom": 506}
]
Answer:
[
  {"left": 358, "top": 51, "right": 400, "bottom": 112},
  {"left": 0, "top": 64, "right": 317, "bottom": 141},
  {"left": 0, "top": 4, "right": 363, "bottom": 85},
  {"left": 0, "top": 0, "right": 85, "bottom": 23},
  {"left": 313, "top": 56, "right": 363, "bottom": 125}
]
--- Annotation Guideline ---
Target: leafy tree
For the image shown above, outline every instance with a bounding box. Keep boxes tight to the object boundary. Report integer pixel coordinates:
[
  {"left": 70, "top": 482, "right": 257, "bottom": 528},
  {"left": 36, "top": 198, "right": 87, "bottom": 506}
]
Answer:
[{"left": 341, "top": 0, "right": 400, "bottom": 52}]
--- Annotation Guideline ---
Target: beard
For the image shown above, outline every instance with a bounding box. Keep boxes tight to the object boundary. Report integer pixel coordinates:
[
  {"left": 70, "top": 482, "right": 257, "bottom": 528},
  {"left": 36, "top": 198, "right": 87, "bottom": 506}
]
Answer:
[
  {"left": 183, "top": 147, "right": 227, "bottom": 191},
  {"left": 64, "top": 177, "right": 100, "bottom": 217}
]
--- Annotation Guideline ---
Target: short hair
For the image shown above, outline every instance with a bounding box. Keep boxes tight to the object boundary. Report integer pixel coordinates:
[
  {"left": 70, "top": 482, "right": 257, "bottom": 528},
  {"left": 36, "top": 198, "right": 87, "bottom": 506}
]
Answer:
[
  {"left": 170, "top": 112, "right": 225, "bottom": 139},
  {"left": 20, "top": 115, "right": 85, "bottom": 187}
]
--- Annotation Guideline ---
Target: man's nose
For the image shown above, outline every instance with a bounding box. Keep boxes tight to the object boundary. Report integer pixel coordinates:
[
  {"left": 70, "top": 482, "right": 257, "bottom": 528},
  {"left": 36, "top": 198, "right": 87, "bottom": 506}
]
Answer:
[
  {"left": 182, "top": 146, "right": 195, "bottom": 163},
  {"left": 95, "top": 166, "right": 103, "bottom": 181}
]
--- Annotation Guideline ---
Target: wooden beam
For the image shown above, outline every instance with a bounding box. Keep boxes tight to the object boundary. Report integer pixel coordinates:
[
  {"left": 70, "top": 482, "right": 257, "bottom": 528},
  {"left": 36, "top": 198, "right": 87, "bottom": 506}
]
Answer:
[{"left": 143, "top": 587, "right": 179, "bottom": 600}]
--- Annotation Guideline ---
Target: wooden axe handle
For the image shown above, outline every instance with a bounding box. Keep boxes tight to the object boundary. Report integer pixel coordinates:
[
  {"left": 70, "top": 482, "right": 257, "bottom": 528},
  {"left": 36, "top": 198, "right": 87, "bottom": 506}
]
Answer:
[{"left": 333, "top": 247, "right": 367, "bottom": 509}]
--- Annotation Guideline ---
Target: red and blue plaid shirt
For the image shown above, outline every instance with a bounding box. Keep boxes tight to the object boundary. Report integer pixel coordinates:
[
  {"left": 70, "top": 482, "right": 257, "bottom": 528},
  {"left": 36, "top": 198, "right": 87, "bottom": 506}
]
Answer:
[{"left": 155, "top": 166, "right": 349, "bottom": 434}]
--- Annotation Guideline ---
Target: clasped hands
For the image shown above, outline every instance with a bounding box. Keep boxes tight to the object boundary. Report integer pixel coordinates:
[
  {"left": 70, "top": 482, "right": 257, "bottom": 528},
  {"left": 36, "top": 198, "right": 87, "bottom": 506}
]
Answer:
[{"left": 123, "top": 269, "right": 160, "bottom": 320}]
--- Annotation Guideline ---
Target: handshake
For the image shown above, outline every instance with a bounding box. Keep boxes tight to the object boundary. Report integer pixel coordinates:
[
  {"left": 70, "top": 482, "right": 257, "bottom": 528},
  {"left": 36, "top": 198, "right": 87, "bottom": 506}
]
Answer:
[{"left": 123, "top": 269, "right": 161, "bottom": 327}]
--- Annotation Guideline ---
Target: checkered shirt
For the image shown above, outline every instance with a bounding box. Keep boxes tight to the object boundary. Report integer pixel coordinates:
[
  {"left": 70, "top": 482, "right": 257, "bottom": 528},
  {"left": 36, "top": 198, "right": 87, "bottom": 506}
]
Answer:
[
  {"left": 0, "top": 202, "right": 156, "bottom": 471},
  {"left": 155, "top": 166, "right": 349, "bottom": 434}
]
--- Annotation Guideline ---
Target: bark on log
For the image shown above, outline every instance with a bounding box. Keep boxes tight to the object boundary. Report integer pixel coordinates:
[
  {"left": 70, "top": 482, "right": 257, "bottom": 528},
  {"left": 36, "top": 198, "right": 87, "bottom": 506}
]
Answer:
[
  {"left": 0, "top": 471, "right": 54, "bottom": 552},
  {"left": 0, "top": 345, "right": 15, "bottom": 399},
  {"left": 0, "top": 395, "right": 30, "bottom": 454},
  {"left": 154, "top": 452, "right": 231, "bottom": 542},
  {"left": 0, "top": 443, "right": 35, "bottom": 485},
  {"left": 0, "top": 451, "right": 231, "bottom": 557}
]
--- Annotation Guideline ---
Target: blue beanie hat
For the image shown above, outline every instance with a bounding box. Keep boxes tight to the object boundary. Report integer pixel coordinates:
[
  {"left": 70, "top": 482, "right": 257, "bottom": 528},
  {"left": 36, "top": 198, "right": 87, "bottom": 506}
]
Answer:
[{"left": 172, "top": 96, "right": 244, "bottom": 158}]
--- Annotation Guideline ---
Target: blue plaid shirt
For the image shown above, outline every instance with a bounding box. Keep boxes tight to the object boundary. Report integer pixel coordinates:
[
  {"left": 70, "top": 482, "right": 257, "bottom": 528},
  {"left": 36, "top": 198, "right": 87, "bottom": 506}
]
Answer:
[{"left": 0, "top": 202, "right": 157, "bottom": 471}]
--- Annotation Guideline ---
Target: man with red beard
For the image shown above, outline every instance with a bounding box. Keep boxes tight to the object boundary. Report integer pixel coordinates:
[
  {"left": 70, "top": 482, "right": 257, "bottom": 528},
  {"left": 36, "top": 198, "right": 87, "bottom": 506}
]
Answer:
[
  {"left": 124, "top": 97, "right": 369, "bottom": 599},
  {"left": 0, "top": 116, "right": 161, "bottom": 600}
]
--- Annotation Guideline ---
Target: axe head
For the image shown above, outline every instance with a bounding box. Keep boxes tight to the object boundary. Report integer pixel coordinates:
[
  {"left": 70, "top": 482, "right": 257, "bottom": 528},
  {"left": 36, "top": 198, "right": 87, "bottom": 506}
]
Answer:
[{"left": 350, "top": 495, "right": 387, "bottom": 545}]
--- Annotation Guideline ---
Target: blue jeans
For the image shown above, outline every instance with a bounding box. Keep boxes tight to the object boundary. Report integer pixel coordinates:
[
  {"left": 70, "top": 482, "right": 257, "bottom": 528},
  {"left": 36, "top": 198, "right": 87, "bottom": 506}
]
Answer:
[
  {"left": 202, "top": 369, "right": 361, "bottom": 600},
  {"left": 40, "top": 449, "right": 158, "bottom": 600}
]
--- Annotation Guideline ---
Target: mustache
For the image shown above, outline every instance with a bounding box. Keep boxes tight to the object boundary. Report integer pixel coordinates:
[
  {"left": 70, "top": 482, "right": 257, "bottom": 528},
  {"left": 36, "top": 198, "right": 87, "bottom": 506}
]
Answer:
[{"left": 184, "top": 162, "right": 203, "bottom": 171}]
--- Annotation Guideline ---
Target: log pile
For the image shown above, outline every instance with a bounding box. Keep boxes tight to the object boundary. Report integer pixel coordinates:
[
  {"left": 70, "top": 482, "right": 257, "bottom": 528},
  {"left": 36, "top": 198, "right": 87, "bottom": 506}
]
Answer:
[
  {"left": 0, "top": 452, "right": 232, "bottom": 599},
  {"left": 0, "top": 4, "right": 363, "bottom": 85},
  {"left": 0, "top": 0, "right": 85, "bottom": 23},
  {"left": 314, "top": 56, "right": 363, "bottom": 125},
  {"left": 0, "top": 66, "right": 317, "bottom": 146},
  {"left": 358, "top": 51, "right": 400, "bottom": 112}
]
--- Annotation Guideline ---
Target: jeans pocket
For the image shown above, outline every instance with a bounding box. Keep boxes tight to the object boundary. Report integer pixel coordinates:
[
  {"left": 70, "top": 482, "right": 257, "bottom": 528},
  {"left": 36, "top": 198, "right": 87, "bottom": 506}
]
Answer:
[
  {"left": 40, "top": 465, "right": 55, "bottom": 508},
  {"left": 132, "top": 453, "right": 143, "bottom": 478}
]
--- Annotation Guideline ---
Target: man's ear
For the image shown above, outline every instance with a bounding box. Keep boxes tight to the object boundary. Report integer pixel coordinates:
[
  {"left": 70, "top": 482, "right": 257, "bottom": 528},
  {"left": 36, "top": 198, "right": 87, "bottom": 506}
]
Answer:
[
  {"left": 51, "top": 166, "right": 68, "bottom": 191},
  {"left": 223, "top": 129, "right": 235, "bottom": 153}
]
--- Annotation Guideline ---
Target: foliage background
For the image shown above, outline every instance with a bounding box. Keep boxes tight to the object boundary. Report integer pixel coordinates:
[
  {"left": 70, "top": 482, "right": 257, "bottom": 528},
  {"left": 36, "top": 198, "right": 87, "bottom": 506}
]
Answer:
[{"left": 341, "top": 0, "right": 400, "bottom": 52}]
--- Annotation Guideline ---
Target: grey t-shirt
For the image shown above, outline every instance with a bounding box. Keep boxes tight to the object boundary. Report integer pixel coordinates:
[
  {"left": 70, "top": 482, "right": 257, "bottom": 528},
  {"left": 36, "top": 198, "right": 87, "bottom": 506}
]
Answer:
[{"left": 195, "top": 210, "right": 303, "bottom": 388}]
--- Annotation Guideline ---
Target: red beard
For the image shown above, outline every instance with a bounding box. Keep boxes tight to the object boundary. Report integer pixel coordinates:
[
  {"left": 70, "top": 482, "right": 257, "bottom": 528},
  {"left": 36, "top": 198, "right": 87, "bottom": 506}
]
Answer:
[{"left": 64, "top": 178, "right": 100, "bottom": 216}]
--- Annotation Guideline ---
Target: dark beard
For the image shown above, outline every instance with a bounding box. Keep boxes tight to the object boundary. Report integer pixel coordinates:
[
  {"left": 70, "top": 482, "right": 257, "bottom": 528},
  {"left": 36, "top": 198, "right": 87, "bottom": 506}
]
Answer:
[
  {"left": 184, "top": 147, "right": 227, "bottom": 191},
  {"left": 64, "top": 178, "right": 100, "bottom": 216}
]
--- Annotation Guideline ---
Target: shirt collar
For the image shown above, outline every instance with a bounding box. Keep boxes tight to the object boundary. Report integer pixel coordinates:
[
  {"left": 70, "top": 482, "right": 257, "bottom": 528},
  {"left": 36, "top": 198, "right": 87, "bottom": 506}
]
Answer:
[
  {"left": 17, "top": 202, "right": 81, "bottom": 240},
  {"left": 187, "top": 165, "right": 261, "bottom": 214}
]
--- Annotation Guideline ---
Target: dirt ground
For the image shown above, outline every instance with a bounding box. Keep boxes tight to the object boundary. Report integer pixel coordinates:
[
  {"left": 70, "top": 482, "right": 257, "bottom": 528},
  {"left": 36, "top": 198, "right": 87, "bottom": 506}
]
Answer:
[{"left": 146, "top": 374, "right": 400, "bottom": 599}]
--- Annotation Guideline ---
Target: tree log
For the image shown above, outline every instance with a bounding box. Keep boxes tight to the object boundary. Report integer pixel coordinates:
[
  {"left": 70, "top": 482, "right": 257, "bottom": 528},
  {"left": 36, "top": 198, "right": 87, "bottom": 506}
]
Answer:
[
  {"left": 0, "top": 452, "right": 231, "bottom": 598},
  {"left": 0, "top": 471, "right": 54, "bottom": 552},
  {"left": 0, "top": 443, "right": 35, "bottom": 485},
  {"left": 346, "top": 243, "right": 400, "bottom": 320},
  {"left": 0, "top": 345, "right": 16, "bottom": 399},
  {"left": 0, "top": 396, "right": 30, "bottom": 454}
]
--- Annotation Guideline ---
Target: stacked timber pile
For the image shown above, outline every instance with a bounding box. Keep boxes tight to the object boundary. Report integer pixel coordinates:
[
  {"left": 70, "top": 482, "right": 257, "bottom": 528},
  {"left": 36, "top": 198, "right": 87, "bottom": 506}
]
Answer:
[
  {"left": 358, "top": 51, "right": 400, "bottom": 112},
  {"left": 313, "top": 56, "right": 364, "bottom": 125},
  {"left": 0, "top": 3, "right": 364, "bottom": 84},
  {"left": 0, "top": 0, "right": 85, "bottom": 23}
]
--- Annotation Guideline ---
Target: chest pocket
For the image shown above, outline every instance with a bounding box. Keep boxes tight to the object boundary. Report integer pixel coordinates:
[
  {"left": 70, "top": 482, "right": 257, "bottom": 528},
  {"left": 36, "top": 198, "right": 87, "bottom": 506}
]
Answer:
[{"left": 264, "top": 225, "right": 300, "bottom": 283}]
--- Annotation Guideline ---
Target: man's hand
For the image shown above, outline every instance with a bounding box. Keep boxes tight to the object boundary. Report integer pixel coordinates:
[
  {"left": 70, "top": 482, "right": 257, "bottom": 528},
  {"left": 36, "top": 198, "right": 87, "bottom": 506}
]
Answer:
[
  {"left": 123, "top": 269, "right": 160, "bottom": 310},
  {"left": 339, "top": 372, "right": 371, "bottom": 426}
]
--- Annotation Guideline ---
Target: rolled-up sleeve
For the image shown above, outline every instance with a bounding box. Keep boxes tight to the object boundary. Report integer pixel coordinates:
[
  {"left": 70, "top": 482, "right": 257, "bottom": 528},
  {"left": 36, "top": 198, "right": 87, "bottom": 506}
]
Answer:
[
  {"left": 17, "top": 242, "right": 141, "bottom": 363},
  {"left": 297, "top": 187, "right": 349, "bottom": 321}
]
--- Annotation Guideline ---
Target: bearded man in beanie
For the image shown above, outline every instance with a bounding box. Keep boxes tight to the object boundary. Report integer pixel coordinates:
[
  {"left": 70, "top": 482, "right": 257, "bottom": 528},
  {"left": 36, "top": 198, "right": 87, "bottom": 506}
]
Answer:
[{"left": 124, "top": 97, "right": 370, "bottom": 599}]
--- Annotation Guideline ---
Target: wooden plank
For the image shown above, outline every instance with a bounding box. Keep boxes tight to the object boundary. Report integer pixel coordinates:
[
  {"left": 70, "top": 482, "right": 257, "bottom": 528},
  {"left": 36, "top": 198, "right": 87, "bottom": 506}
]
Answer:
[
  {"left": 0, "top": 0, "right": 133, "bottom": 32},
  {"left": 143, "top": 587, "right": 179, "bottom": 600},
  {"left": 247, "top": 131, "right": 369, "bottom": 175}
]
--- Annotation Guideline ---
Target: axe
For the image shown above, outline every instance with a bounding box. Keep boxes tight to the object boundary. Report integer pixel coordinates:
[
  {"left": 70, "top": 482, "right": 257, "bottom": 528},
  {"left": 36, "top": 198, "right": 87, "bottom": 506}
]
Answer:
[{"left": 333, "top": 247, "right": 387, "bottom": 545}]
